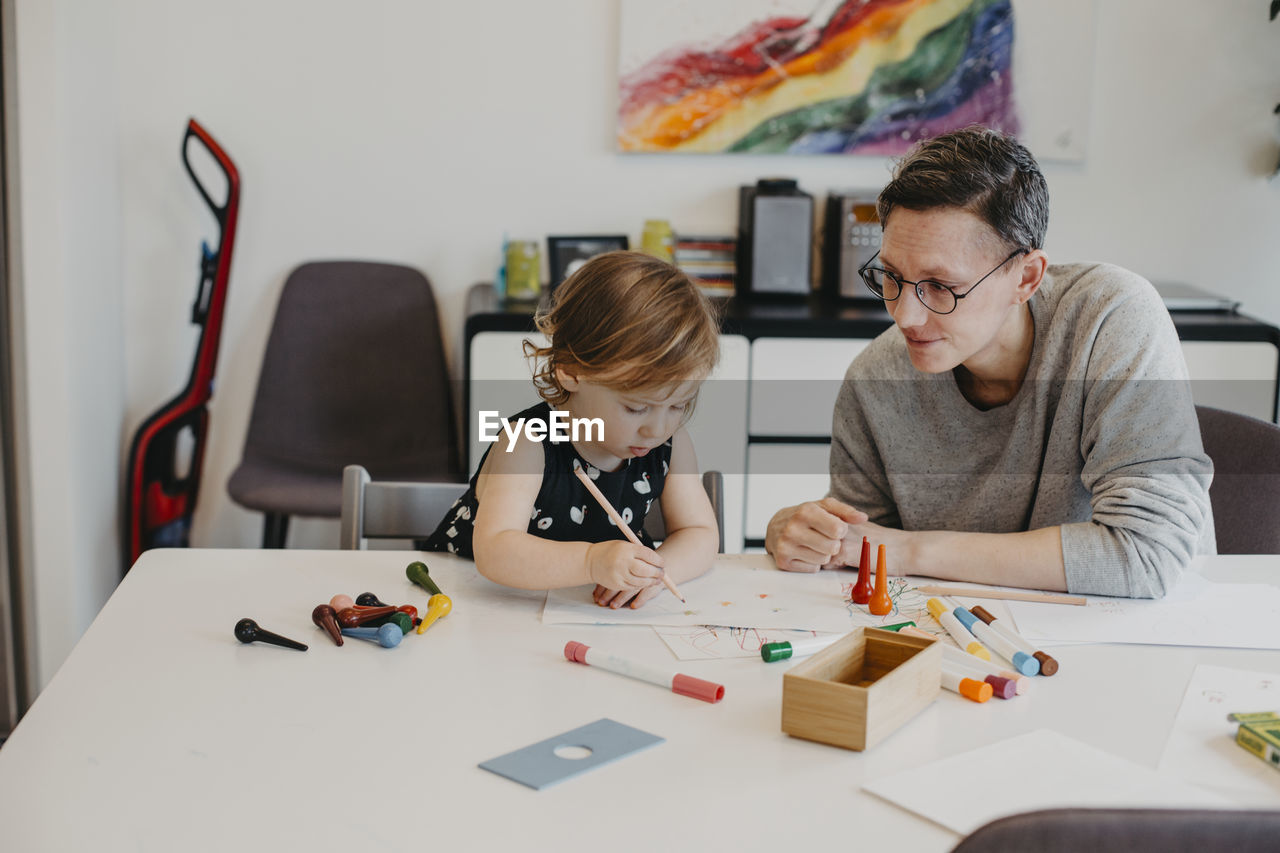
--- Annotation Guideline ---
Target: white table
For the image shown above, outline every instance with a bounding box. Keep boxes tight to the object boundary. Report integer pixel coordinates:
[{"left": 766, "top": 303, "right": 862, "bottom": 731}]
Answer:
[{"left": 1, "top": 550, "right": 1277, "bottom": 852}]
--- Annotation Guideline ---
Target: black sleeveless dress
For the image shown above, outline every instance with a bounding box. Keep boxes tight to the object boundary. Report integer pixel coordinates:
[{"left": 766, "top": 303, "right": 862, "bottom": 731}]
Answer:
[{"left": 423, "top": 402, "right": 671, "bottom": 557}]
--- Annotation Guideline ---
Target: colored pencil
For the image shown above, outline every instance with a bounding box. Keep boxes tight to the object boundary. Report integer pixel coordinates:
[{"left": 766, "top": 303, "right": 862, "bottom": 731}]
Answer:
[
  {"left": 915, "top": 585, "right": 1087, "bottom": 606},
  {"left": 573, "top": 465, "right": 685, "bottom": 602}
]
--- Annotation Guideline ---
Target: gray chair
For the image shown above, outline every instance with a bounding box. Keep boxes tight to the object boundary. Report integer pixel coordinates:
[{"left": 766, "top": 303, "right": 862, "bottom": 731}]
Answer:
[
  {"left": 950, "top": 807, "right": 1280, "bottom": 853},
  {"left": 644, "top": 470, "right": 725, "bottom": 554},
  {"left": 227, "top": 261, "right": 463, "bottom": 547},
  {"left": 1195, "top": 404, "right": 1280, "bottom": 554},
  {"left": 340, "top": 464, "right": 467, "bottom": 549},
  {"left": 341, "top": 464, "right": 726, "bottom": 553}
]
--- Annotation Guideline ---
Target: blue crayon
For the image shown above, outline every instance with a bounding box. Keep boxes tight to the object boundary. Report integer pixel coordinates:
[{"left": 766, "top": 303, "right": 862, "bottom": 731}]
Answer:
[{"left": 340, "top": 624, "right": 402, "bottom": 649}]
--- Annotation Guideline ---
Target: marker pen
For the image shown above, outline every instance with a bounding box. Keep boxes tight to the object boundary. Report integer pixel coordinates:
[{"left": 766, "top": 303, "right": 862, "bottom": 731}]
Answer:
[
  {"left": 940, "top": 660, "right": 993, "bottom": 703},
  {"left": 952, "top": 608, "right": 1039, "bottom": 676},
  {"left": 898, "top": 626, "right": 1029, "bottom": 695},
  {"left": 970, "top": 606, "right": 1059, "bottom": 676},
  {"left": 926, "top": 598, "right": 992, "bottom": 661},
  {"left": 565, "top": 641, "right": 724, "bottom": 703},
  {"left": 760, "top": 635, "right": 840, "bottom": 662}
]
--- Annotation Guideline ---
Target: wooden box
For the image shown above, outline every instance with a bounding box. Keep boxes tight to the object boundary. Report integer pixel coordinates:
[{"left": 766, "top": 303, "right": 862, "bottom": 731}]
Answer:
[{"left": 781, "top": 627, "right": 940, "bottom": 751}]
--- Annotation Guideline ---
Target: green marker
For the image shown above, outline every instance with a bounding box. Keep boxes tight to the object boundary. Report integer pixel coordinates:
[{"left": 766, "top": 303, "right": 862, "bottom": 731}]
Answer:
[
  {"left": 406, "top": 561, "right": 443, "bottom": 597},
  {"left": 760, "top": 635, "right": 840, "bottom": 662},
  {"left": 880, "top": 621, "right": 917, "bottom": 632}
]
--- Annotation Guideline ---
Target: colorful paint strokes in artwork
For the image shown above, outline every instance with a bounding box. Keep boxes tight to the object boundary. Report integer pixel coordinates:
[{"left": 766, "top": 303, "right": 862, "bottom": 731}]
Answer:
[{"left": 618, "top": 0, "right": 1019, "bottom": 155}]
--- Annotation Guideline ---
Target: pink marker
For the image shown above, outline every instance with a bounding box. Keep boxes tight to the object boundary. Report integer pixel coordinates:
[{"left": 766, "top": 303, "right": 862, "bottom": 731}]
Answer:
[{"left": 564, "top": 641, "right": 724, "bottom": 704}]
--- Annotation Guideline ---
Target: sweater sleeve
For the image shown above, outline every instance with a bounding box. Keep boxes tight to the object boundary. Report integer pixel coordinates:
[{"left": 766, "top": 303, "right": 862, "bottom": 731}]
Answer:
[
  {"left": 1058, "top": 273, "right": 1215, "bottom": 598},
  {"left": 828, "top": 358, "right": 901, "bottom": 526}
]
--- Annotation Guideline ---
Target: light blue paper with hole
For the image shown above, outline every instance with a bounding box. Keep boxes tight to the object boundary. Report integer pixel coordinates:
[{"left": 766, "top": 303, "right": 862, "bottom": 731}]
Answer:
[{"left": 478, "top": 718, "right": 664, "bottom": 790}]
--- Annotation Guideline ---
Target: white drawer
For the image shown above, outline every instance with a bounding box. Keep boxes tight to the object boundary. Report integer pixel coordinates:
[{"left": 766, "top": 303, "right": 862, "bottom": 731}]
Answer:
[
  {"left": 749, "top": 337, "right": 872, "bottom": 436},
  {"left": 744, "top": 443, "right": 832, "bottom": 540}
]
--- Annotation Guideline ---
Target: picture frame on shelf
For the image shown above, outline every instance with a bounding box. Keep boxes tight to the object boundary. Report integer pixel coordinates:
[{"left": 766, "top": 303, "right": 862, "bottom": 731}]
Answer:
[{"left": 547, "top": 235, "right": 630, "bottom": 290}]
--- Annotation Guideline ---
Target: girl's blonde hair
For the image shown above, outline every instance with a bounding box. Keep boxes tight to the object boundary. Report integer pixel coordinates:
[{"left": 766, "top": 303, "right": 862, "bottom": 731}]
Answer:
[{"left": 524, "top": 251, "right": 720, "bottom": 409}]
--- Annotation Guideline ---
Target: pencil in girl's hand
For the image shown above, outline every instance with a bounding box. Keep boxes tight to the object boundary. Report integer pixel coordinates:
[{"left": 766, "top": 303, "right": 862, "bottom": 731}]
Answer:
[{"left": 572, "top": 464, "right": 685, "bottom": 603}]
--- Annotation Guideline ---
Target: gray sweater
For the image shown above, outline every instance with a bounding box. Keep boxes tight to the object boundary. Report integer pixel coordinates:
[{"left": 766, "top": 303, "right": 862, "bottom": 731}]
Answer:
[{"left": 830, "top": 262, "right": 1215, "bottom": 598}]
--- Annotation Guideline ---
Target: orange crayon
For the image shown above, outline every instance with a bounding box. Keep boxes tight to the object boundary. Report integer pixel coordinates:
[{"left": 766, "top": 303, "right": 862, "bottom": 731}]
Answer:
[{"left": 868, "top": 544, "right": 892, "bottom": 616}]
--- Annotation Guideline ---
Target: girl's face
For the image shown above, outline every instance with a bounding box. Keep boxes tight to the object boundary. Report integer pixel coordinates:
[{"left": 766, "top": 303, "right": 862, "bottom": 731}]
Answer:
[{"left": 556, "top": 370, "right": 701, "bottom": 472}]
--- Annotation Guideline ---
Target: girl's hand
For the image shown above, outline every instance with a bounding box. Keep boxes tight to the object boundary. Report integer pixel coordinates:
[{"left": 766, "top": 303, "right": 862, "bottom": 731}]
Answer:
[
  {"left": 585, "top": 541, "right": 664, "bottom": 604},
  {"left": 592, "top": 581, "right": 666, "bottom": 610}
]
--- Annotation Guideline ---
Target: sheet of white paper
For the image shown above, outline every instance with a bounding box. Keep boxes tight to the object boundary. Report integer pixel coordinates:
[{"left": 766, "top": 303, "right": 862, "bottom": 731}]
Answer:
[
  {"left": 1158, "top": 664, "right": 1280, "bottom": 804},
  {"left": 1006, "top": 574, "right": 1280, "bottom": 649},
  {"left": 541, "top": 564, "right": 855, "bottom": 631},
  {"left": 652, "top": 625, "right": 833, "bottom": 660},
  {"left": 649, "top": 578, "right": 1016, "bottom": 659},
  {"left": 864, "top": 729, "right": 1230, "bottom": 836}
]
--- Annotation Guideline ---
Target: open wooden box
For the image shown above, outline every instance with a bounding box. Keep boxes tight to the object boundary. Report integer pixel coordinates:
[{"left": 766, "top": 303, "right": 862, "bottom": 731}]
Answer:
[{"left": 781, "top": 626, "right": 941, "bottom": 751}]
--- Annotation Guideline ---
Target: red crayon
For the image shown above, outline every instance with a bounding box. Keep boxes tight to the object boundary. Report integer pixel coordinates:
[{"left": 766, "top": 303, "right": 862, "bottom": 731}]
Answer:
[{"left": 851, "top": 536, "right": 873, "bottom": 604}]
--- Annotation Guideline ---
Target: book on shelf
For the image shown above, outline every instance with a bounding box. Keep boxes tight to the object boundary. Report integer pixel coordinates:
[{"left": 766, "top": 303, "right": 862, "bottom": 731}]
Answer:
[{"left": 674, "top": 234, "right": 735, "bottom": 296}]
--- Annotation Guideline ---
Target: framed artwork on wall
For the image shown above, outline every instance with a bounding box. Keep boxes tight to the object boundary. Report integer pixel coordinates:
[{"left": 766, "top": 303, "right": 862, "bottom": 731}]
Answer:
[
  {"left": 617, "top": 0, "right": 1094, "bottom": 162},
  {"left": 547, "top": 235, "right": 630, "bottom": 289}
]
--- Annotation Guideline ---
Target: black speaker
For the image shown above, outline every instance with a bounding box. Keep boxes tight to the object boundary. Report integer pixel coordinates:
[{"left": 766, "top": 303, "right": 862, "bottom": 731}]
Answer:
[
  {"left": 736, "top": 178, "right": 813, "bottom": 297},
  {"left": 822, "top": 191, "right": 883, "bottom": 300}
]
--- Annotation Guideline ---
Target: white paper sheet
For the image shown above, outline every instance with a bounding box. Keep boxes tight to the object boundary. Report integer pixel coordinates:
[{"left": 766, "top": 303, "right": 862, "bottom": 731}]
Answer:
[
  {"left": 541, "top": 563, "right": 855, "bottom": 631},
  {"left": 652, "top": 625, "right": 834, "bottom": 660},
  {"left": 1006, "top": 574, "right": 1280, "bottom": 649},
  {"left": 864, "top": 729, "right": 1229, "bottom": 836},
  {"left": 1158, "top": 664, "right": 1280, "bottom": 804},
  {"left": 649, "top": 577, "right": 1015, "bottom": 659}
]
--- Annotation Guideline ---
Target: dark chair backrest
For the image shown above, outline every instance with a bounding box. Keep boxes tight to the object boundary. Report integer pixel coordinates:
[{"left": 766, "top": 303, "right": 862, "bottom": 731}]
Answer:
[
  {"left": 643, "top": 470, "right": 726, "bottom": 554},
  {"left": 1195, "top": 405, "right": 1280, "bottom": 554},
  {"left": 951, "top": 807, "right": 1280, "bottom": 853},
  {"left": 232, "top": 261, "right": 462, "bottom": 518}
]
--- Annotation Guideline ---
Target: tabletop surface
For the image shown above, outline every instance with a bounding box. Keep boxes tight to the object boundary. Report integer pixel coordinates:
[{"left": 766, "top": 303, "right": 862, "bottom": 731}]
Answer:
[{"left": 1, "top": 549, "right": 1277, "bottom": 852}]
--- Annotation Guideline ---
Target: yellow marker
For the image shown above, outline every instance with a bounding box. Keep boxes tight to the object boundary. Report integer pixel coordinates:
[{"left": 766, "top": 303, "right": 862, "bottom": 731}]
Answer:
[
  {"left": 416, "top": 593, "right": 453, "bottom": 634},
  {"left": 926, "top": 598, "right": 992, "bottom": 662}
]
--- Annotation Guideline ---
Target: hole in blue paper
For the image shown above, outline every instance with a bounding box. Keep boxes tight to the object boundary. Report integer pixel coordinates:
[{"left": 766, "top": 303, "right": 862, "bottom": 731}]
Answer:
[{"left": 553, "top": 744, "right": 594, "bottom": 760}]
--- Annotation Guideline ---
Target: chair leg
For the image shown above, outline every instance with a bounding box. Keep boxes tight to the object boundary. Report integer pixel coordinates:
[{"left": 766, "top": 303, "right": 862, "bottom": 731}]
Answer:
[{"left": 262, "top": 513, "right": 290, "bottom": 548}]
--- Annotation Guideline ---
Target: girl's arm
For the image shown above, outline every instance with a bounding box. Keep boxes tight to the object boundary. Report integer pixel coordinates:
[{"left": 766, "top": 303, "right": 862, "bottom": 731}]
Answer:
[
  {"left": 470, "top": 430, "right": 666, "bottom": 594},
  {"left": 598, "top": 429, "right": 718, "bottom": 608}
]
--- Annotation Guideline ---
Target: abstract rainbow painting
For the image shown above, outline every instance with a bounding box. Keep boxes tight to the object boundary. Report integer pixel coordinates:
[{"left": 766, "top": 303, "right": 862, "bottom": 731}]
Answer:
[{"left": 618, "top": 0, "right": 1020, "bottom": 155}]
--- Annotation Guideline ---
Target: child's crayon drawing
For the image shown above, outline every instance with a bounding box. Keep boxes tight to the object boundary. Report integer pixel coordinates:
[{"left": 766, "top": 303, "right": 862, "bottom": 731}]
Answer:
[
  {"left": 652, "top": 625, "right": 828, "bottom": 660},
  {"left": 542, "top": 563, "right": 853, "bottom": 633}
]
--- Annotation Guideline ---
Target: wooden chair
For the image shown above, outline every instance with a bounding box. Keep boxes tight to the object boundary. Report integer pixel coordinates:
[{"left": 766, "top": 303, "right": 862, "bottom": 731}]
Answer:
[
  {"left": 644, "top": 470, "right": 726, "bottom": 553},
  {"left": 339, "top": 464, "right": 467, "bottom": 550},
  {"left": 341, "top": 465, "right": 726, "bottom": 553}
]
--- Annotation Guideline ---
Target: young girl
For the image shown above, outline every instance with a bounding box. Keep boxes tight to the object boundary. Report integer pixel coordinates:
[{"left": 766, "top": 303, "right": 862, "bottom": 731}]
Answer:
[{"left": 424, "top": 250, "right": 721, "bottom": 609}]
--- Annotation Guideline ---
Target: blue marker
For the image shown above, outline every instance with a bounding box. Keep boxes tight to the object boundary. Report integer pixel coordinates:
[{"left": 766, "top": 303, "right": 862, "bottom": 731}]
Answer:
[{"left": 952, "top": 608, "right": 1039, "bottom": 676}]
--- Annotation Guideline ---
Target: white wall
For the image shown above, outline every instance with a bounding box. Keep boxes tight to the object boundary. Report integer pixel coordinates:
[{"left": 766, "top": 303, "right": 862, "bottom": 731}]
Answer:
[{"left": 13, "top": 0, "right": 1280, "bottom": 688}]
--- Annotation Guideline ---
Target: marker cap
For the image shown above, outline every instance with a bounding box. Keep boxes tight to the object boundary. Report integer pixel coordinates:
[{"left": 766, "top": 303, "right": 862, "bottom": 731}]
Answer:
[
  {"left": 760, "top": 642, "right": 793, "bottom": 663},
  {"left": 1033, "top": 651, "right": 1059, "bottom": 676},
  {"left": 1010, "top": 650, "right": 1040, "bottom": 676},
  {"left": 958, "top": 677, "right": 993, "bottom": 703},
  {"left": 952, "top": 608, "right": 979, "bottom": 631},
  {"left": 984, "top": 675, "right": 1018, "bottom": 700},
  {"left": 564, "top": 641, "right": 590, "bottom": 663},
  {"left": 672, "top": 673, "right": 725, "bottom": 703}
]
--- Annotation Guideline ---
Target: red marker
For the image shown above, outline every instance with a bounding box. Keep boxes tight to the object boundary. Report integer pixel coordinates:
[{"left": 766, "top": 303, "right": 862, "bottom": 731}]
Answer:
[{"left": 564, "top": 641, "right": 723, "bottom": 703}]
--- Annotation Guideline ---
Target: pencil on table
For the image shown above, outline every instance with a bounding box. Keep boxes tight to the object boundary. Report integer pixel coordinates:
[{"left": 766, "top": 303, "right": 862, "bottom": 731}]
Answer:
[
  {"left": 914, "top": 585, "right": 1087, "bottom": 606},
  {"left": 572, "top": 465, "right": 686, "bottom": 603}
]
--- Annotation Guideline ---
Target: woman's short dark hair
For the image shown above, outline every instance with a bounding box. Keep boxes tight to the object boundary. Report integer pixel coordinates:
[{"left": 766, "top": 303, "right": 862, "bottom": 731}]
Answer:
[{"left": 877, "top": 126, "right": 1049, "bottom": 251}]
